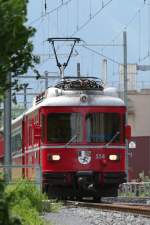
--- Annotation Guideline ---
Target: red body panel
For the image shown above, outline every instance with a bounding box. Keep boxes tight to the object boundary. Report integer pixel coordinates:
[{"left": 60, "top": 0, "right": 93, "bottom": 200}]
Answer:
[
  {"left": 38, "top": 106, "right": 126, "bottom": 175},
  {"left": 0, "top": 105, "right": 126, "bottom": 172},
  {"left": 0, "top": 103, "right": 127, "bottom": 197},
  {"left": 41, "top": 147, "right": 125, "bottom": 172}
]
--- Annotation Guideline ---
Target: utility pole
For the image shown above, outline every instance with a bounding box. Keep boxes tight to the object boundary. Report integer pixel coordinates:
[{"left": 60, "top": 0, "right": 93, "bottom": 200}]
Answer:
[
  {"left": 0, "top": 103, "right": 4, "bottom": 127},
  {"left": 102, "top": 58, "right": 107, "bottom": 84},
  {"left": 44, "top": 71, "right": 49, "bottom": 89},
  {"left": 123, "top": 31, "right": 129, "bottom": 181},
  {"left": 23, "top": 83, "right": 28, "bottom": 110},
  {"left": 4, "top": 73, "right": 11, "bottom": 183},
  {"left": 77, "top": 63, "right": 80, "bottom": 77},
  {"left": 123, "top": 31, "right": 128, "bottom": 114}
]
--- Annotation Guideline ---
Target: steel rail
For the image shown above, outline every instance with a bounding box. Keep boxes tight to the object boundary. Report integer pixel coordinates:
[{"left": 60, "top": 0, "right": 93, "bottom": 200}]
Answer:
[{"left": 66, "top": 201, "right": 150, "bottom": 217}]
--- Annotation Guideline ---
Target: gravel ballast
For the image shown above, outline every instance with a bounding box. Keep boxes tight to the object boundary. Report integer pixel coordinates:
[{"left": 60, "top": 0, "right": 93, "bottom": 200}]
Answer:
[{"left": 44, "top": 206, "right": 150, "bottom": 225}]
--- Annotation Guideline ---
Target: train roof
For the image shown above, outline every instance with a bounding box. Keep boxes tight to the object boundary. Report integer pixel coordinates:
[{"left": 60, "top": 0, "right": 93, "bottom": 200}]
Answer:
[
  {"left": 6, "top": 85, "right": 125, "bottom": 126},
  {"left": 24, "top": 86, "right": 125, "bottom": 115}
]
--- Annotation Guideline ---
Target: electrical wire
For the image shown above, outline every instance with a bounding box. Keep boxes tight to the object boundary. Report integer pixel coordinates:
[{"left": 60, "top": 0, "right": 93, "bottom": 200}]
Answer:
[
  {"left": 147, "top": 0, "right": 150, "bottom": 55},
  {"left": 32, "top": 0, "right": 121, "bottom": 69},
  {"left": 105, "top": 3, "right": 145, "bottom": 47},
  {"left": 89, "top": 0, "right": 92, "bottom": 19},
  {"left": 76, "top": 0, "right": 79, "bottom": 31},
  {"left": 112, "top": 40, "right": 115, "bottom": 76},
  {"left": 29, "top": 0, "right": 73, "bottom": 25},
  {"left": 138, "top": 0, "right": 150, "bottom": 62},
  {"left": 71, "top": 0, "right": 113, "bottom": 36},
  {"left": 82, "top": 44, "right": 121, "bottom": 65},
  {"left": 35, "top": 0, "right": 113, "bottom": 66},
  {"left": 138, "top": 9, "right": 141, "bottom": 62},
  {"left": 44, "top": 0, "right": 47, "bottom": 13}
]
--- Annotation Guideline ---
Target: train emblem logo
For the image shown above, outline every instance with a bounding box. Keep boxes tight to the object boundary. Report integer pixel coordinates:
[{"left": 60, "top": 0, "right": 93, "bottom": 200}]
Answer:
[{"left": 78, "top": 151, "right": 91, "bottom": 164}]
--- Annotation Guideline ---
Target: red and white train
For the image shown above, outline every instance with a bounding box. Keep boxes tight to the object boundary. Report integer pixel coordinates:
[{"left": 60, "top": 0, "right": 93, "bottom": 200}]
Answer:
[{"left": 0, "top": 77, "right": 131, "bottom": 200}]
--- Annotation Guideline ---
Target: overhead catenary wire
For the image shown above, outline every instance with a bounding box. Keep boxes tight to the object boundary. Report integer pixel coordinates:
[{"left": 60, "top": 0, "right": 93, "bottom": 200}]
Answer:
[
  {"left": 44, "top": 0, "right": 47, "bottom": 13},
  {"left": 29, "top": 0, "right": 73, "bottom": 25},
  {"left": 82, "top": 44, "right": 121, "bottom": 65},
  {"left": 139, "top": 0, "right": 150, "bottom": 62},
  {"left": 57, "top": 8, "right": 59, "bottom": 34},
  {"left": 105, "top": 3, "right": 145, "bottom": 47},
  {"left": 71, "top": 0, "right": 113, "bottom": 36},
  {"left": 30, "top": 1, "right": 145, "bottom": 75},
  {"left": 31, "top": 1, "right": 71, "bottom": 66},
  {"left": 89, "top": 0, "right": 92, "bottom": 19},
  {"left": 54, "top": 0, "right": 114, "bottom": 58},
  {"left": 112, "top": 40, "right": 115, "bottom": 76},
  {"left": 138, "top": 9, "right": 141, "bottom": 62},
  {"left": 32, "top": 0, "right": 114, "bottom": 67},
  {"left": 147, "top": 0, "right": 150, "bottom": 55},
  {"left": 76, "top": 0, "right": 79, "bottom": 31},
  {"left": 76, "top": 43, "right": 122, "bottom": 47}
]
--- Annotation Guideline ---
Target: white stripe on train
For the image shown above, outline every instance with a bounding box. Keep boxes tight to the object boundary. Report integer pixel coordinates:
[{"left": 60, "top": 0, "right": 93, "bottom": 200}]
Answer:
[{"left": 12, "top": 144, "right": 126, "bottom": 159}]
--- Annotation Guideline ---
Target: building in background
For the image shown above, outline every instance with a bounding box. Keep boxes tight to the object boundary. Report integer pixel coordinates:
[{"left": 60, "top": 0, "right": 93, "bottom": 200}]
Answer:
[
  {"left": 118, "top": 63, "right": 150, "bottom": 180},
  {"left": 128, "top": 89, "right": 150, "bottom": 180},
  {"left": 119, "top": 64, "right": 137, "bottom": 91}
]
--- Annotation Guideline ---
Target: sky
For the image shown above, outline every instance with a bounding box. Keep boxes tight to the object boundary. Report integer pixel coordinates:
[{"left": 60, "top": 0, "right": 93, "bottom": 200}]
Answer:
[{"left": 17, "top": 0, "right": 150, "bottom": 106}]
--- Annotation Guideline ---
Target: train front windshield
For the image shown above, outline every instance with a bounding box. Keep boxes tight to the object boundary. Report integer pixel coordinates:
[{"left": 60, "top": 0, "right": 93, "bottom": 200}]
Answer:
[
  {"left": 86, "top": 112, "right": 121, "bottom": 143},
  {"left": 47, "top": 113, "right": 82, "bottom": 143}
]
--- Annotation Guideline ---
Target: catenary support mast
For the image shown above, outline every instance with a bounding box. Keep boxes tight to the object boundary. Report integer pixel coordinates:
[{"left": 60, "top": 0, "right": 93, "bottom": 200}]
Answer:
[
  {"left": 4, "top": 73, "right": 11, "bottom": 183},
  {"left": 123, "top": 31, "right": 128, "bottom": 181}
]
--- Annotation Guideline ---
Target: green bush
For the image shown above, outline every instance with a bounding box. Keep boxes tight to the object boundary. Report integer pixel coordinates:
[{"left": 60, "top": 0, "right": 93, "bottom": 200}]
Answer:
[
  {"left": 12, "top": 199, "right": 45, "bottom": 225},
  {"left": 0, "top": 176, "right": 22, "bottom": 225},
  {"left": 5, "top": 179, "right": 47, "bottom": 213},
  {"left": 5, "top": 179, "right": 49, "bottom": 225},
  {"left": 0, "top": 178, "right": 62, "bottom": 225}
]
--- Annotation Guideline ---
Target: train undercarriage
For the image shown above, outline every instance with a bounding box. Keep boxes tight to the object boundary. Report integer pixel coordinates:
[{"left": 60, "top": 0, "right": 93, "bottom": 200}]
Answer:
[{"left": 43, "top": 171, "right": 126, "bottom": 200}]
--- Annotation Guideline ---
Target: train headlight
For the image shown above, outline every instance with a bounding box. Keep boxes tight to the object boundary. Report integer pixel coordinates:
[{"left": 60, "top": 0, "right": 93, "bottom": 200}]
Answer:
[
  {"left": 48, "top": 154, "right": 61, "bottom": 161},
  {"left": 109, "top": 154, "right": 119, "bottom": 161},
  {"left": 52, "top": 155, "right": 61, "bottom": 161}
]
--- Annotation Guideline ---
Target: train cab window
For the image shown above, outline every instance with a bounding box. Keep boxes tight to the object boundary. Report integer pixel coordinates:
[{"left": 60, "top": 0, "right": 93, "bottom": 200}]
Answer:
[
  {"left": 86, "top": 113, "right": 121, "bottom": 143},
  {"left": 47, "top": 113, "right": 82, "bottom": 143}
]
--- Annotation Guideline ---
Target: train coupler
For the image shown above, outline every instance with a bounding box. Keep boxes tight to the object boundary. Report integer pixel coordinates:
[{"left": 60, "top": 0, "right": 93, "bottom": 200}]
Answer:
[{"left": 76, "top": 171, "right": 97, "bottom": 192}]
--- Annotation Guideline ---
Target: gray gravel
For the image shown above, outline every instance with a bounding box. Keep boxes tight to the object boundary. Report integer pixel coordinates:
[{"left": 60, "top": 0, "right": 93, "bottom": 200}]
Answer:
[{"left": 44, "top": 206, "right": 150, "bottom": 225}]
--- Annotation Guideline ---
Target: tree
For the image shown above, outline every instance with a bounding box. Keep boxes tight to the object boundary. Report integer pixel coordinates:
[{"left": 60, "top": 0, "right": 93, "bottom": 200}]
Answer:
[{"left": 0, "top": 0, "right": 40, "bottom": 101}]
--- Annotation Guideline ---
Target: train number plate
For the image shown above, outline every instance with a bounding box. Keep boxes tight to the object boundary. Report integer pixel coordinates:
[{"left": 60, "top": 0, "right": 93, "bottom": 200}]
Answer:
[{"left": 96, "top": 154, "right": 105, "bottom": 159}]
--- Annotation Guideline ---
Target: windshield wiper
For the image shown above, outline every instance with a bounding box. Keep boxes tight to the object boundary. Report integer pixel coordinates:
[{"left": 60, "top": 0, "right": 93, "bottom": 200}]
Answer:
[
  {"left": 105, "top": 131, "right": 120, "bottom": 148},
  {"left": 65, "top": 134, "right": 78, "bottom": 147}
]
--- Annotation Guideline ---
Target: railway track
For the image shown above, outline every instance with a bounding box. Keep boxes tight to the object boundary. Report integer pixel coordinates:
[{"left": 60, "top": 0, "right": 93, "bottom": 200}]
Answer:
[{"left": 65, "top": 200, "right": 150, "bottom": 217}]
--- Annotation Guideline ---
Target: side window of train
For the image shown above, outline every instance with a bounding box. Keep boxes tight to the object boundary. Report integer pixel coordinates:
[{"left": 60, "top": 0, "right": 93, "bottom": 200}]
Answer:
[
  {"left": 28, "top": 118, "right": 32, "bottom": 146},
  {"left": 11, "top": 128, "right": 22, "bottom": 153},
  {"left": 29, "top": 125, "right": 32, "bottom": 146},
  {"left": 33, "top": 113, "right": 38, "bottom": 144},
  {"left": 122, "top": 114, "right": 125, "bottom": 142},
  {"left": 35, "top": 113, "right": 38, "bottom": 124},
  {"left": 41, "top": 114, "right": 45, "bottom": 142}
]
